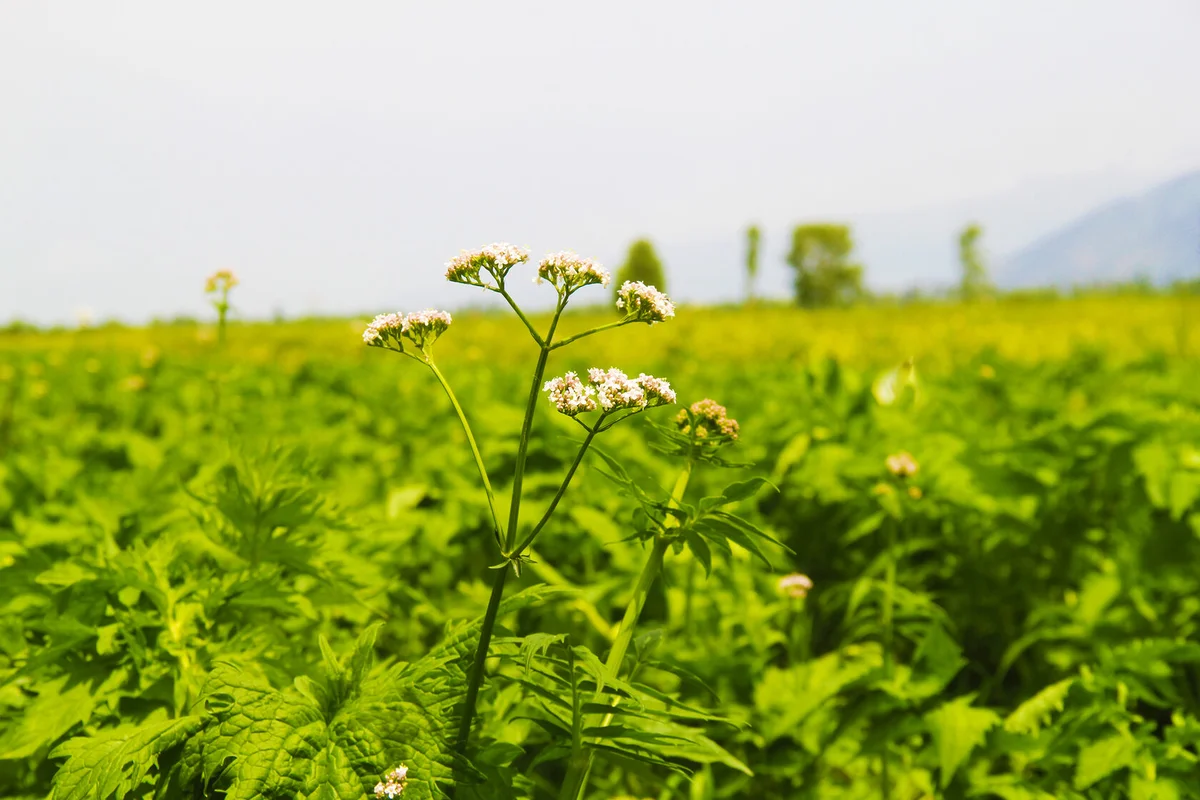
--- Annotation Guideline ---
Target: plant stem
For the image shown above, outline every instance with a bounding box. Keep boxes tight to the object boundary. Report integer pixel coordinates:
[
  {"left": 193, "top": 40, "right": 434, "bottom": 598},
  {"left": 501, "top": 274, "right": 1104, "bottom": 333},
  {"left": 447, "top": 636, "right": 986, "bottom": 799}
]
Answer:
[
  {"left": 504, "top": 304, "right": 564, "bottom": 552},
  {"left": 428, "top": 359, "right": 504, "bottom": 549},
  {"left": 560, "top": 461, "right": 693, "bottom": 800},
  {"left": 880, "top": 518, "right": 898, "bottom": 800},
  {"left": 454, "top": 566, "right": 508, "bottom": 754},
  {"left": 497, "top": 286, "right": 546, "bottom": 346},
  {"left": 548, "top": 318, "right": 632, "bottom": 350},
  {"left": 508, "top": 426, "right": 599, "bottom": 559},
  {"left": 455, "top": 301, "right": 563, "bottom": 764}
]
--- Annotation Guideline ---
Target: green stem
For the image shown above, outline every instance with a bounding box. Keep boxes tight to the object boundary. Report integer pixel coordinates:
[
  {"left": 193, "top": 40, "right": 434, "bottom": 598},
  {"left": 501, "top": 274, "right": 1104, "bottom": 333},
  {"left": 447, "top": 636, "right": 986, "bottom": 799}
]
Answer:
[
  {"left": 455, "top": 301, "right": 564, "bottom": 766},
  {"left": 560, "top": 461, "right": 693, "bottom": 800},
  {"left": 549, "top": 317, "right": 632, "bottom": 350},
  {"left": 881, "top": 519, "right": 898, "bottom": 800},
  {"left": 508, "top": 425, "right": 599, "bottom": 559},
  {"left": 454, "top": 567, "right": 508, "bottom": 754},
  {"left": 504, "top": 303, "right": 564, "bottom": 552},
  {"left": 428, "top": 359, "right": 504, "bottom": 550},
  {"left": 497, "top": 286, "right": 546, "bottom": 346}
]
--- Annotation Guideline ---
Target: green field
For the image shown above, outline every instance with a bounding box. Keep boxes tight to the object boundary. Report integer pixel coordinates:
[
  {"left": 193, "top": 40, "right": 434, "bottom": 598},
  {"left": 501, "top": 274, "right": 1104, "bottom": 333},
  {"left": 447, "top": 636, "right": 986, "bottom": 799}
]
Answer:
[{"left": 2, "top": 291, "right": 1200, "bottom": 799}]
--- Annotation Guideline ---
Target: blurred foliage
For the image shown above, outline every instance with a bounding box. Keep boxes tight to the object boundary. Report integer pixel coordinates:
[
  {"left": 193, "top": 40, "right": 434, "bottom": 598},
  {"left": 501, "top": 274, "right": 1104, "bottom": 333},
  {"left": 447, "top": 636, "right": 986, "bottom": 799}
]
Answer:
[
  {"left": 614, "top": 240, "right": 668, "bottom": 299},
  {"left": 786, "top": 224, "right": 865, "bottom": 308},
  {"left": 958, "top": 223, "right": 994, "bottom": 302}
]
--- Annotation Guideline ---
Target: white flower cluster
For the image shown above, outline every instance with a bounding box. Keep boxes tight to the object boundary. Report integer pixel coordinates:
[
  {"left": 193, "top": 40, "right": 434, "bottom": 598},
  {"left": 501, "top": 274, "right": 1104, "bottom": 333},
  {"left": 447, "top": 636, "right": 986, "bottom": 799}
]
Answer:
[
  {"left": 616, "top": 281, "right": 675, "bottom": 324},
  {"left": 536, "top": 251, "right": 611, "bottom": 294},
  {"left": 374, "top": 765, "right": 408, "bottom": 798},
  {"left": 362, "top": 309, "right": 452, "bottom": 351},
  {"left": 543, "top": 368, "right": 676, "bottom": 416},
  {"left": 444, "top": 243, "right": 531, "bottom": 286}
]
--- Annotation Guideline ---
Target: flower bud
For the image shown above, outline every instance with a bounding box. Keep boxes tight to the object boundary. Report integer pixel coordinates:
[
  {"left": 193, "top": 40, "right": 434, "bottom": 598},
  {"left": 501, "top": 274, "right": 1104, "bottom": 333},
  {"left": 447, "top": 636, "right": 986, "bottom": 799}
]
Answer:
[{"left": 676, "top": 398, "right": 739, "bottom": 442}]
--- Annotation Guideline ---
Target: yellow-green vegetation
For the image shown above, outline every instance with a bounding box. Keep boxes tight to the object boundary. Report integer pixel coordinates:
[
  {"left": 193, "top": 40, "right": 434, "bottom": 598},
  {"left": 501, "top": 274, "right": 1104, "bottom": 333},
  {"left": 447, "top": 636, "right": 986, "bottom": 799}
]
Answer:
[{"left": 2, "top": 292, "right": 1200, "bottom": 799}]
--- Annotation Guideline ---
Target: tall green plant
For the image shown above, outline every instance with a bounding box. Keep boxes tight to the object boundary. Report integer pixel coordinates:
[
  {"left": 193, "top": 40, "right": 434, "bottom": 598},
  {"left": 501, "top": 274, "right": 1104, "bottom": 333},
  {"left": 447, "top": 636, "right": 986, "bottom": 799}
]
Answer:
[
  {"left": 371, "top": 245, "right": 684, "bottom": 762},
  {"left": 204, "top": 269, "right": 238, "bottom": 345}
]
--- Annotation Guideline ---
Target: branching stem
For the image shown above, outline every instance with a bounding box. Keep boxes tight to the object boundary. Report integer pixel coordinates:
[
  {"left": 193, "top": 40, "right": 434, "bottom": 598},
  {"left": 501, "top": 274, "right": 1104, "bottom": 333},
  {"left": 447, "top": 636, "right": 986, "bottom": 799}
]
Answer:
[{"left": 427, "top": 359, "right": 504, "bottom": 550}]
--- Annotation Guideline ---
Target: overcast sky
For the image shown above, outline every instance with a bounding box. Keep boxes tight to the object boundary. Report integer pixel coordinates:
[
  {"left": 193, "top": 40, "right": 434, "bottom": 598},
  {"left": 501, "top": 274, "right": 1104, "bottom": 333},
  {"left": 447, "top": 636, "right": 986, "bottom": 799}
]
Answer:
[{"left": 3, "top": 1, "right": 1199, "bottom": 324}]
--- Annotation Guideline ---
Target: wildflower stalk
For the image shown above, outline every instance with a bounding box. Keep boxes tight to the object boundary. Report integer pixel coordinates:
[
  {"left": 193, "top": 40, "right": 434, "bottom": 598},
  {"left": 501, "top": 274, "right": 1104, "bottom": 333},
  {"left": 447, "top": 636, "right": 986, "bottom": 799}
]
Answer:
[
  {"left": 509, "top": 424, "right": 601, "bottom": 559},
  {"left": 560, "top": 457, "right": 694, "bottom": 800},
  {"left": 497, "top": 284, "right": 546, "bottom": 347},
  {"left": 549, "top": 318, "right": 632, "bottom": 350},
  {"left": 427, "top": 360, "right": 504, "bottom": 549},
  {"left": 205, "top": 271, "right": 237, "bottom": 346},
  {"left": 456, "top": 300, "right": 565, "bottom": 758}
]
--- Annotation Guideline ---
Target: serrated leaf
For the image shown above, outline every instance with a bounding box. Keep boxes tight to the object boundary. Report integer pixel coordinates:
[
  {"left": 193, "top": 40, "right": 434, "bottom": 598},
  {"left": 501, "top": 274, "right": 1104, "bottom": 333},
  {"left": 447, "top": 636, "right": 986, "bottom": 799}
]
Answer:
[
  {"left": 1073, "top": 733, "right": 1136, "bottom": 790},
  {"left": 49, "top": 715, "right": 204, "bottom": 800},
  {"left": 1004, "top": 678, "right": 1075, "bottom": 736},
  {"left": 924, "top": 695, "right": 999, "bottom": 788}
]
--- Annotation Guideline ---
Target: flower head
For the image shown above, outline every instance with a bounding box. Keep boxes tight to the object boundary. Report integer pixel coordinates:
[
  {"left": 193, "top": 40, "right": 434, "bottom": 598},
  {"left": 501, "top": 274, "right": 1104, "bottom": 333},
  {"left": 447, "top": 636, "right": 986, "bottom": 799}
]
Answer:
[
  {"left": 544, "top": 368, "right": 675, "bottom": 417},
  {"left": 362, "top": 309, "right": 452, "bottom": 353},
  {"left": 402, "top": 309, "right": 453, "bottom": 349},
  {"left": 543, "top": 372, "right": 597, "bottom": 416},
  {"left": 536, "top": 251, "right": 610, "bottom": 294},
  {"left": 445, "top": 243, "right": 531, "bottom": 287},
  {"left": 616, "top": 281, "right": 675, "bottom": 324},
  {"left": 777, "top": 573, "right": 813, "bottom": 599},
  {"left": 205, "top": 270, "right": 238, "bottom": 293},
  {"left": 677, "top": 398, "right": 739, "bottom": 442},
  {"left": 886, "top": 451, "right": 919, "bottom": 479},
  {"left": 374, "top": 765, "right": 408, "bottom": 797}
]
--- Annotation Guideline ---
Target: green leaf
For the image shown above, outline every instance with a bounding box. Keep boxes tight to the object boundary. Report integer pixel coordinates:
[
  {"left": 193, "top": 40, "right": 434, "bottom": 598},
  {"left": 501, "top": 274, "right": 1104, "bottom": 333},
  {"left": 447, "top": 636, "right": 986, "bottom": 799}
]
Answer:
[
  {"left": 1073, "top": 733, "right": 1136, "bottom": 790},
  {"left": 49, "top": 715, "right": 204, "bottom": 800},
  {"left": 681, "top": 530, "right": 712, "bottom": 577},
  {"left": 1004, "top": 678, "right": 1075, "bottom": 736},
  {"left": 0, "top": 675, "right": 99, "bottom": 760},
  {"left": 924, "top": 695, "right": 999, "bottom": 788}
]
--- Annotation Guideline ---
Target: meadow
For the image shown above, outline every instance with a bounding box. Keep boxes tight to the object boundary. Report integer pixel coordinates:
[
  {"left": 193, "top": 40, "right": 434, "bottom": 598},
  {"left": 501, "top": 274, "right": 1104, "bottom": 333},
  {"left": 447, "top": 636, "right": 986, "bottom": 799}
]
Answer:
[{"left": 1, "top": 282, "right": 1199, "bottom": 799}]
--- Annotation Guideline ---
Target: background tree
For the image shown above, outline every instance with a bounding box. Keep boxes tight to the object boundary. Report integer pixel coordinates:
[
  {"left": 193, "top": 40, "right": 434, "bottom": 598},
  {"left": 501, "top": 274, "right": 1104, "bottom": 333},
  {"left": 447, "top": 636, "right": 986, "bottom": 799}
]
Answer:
[
  {"left": 785, "top": 223, "right": 864, "bottom": 307},
  {"left": 958, "top": 223, "right": 993, "bottom": 301},
  {"left": 745, "top": 225, "right": 761, "bottom": 302},
  {"left": 614, "top": 239, "right": 667, "bottom": 300}
]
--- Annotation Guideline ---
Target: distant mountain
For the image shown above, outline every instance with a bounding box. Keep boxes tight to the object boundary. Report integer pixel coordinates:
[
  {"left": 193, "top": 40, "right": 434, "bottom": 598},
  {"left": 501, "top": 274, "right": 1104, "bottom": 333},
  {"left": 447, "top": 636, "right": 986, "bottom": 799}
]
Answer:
[
  {"left": 655, "top": 168, "right": 1174, "bottom": 304},
  {"left": 997, "top": 171, "right": 1200, "bottom": 288}
]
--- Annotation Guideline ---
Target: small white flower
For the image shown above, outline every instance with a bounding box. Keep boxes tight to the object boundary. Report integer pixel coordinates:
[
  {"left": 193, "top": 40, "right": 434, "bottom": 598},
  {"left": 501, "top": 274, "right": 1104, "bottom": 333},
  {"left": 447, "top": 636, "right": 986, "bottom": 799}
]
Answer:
[
  {"left": 777, "top": 573, "right": 813, "bottom": 599},
  {"left": 544, "top": 368, "right": 675, "bottom": 417},
  {"left": 543, "top": 372, "right": 598, "bottom": 416},
  {"left": 616, "top": 281, "right": 675, "bottom": 324},
  {"left": 536, "top": 251, "right": 611, "bottom": 294},
  {"left": 374, "top": 764, "right": 409, "bottom": 797},
  {"left": 362, "top": 310, "right": 452, "bottom": 351},
  {"left": 363, "top": 312, "right": 406, "bottom": 346},
  {"left": 402, "top": 309, "right": 452, "bottom": 348},
  {"left": 588, "top": 367, "right": 644, "bottom": 411},
  {"left": 636, "top": 373, "right": 676, "bottom": 406},
  {"left": 445, "top": 243, "right": 531, "bottom": 286}
]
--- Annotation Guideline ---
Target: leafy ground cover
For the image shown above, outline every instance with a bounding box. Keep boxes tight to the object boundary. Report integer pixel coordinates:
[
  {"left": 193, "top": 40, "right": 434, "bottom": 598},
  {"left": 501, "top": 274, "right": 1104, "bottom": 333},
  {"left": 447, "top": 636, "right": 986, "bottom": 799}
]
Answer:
[{"left": 2, "top": 291, "right": 1199, "bottom": 798}]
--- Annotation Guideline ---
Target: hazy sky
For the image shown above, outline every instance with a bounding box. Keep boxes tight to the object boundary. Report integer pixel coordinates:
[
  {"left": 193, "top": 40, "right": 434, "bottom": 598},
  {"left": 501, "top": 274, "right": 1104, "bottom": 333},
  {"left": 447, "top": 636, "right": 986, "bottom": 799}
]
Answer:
[{"left": 3, "top": 1, "right": 1199, "bottom": 324}]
